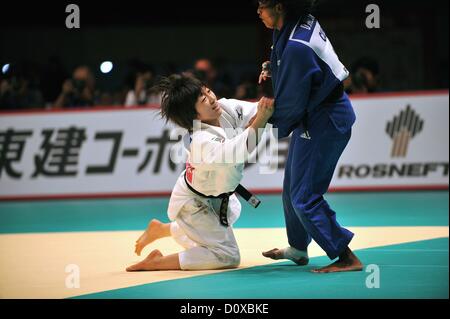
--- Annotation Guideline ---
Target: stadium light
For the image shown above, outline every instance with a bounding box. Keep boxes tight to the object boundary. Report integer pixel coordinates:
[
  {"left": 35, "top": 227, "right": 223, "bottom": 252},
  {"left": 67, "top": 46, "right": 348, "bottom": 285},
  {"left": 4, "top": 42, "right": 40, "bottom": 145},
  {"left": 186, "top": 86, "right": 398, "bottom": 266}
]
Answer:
[
  {"left": 2, "top": 64, "right": 10, "bottom": 74},
  {"left": 100, "top": 61, "right": 113, "bottom": 74}
]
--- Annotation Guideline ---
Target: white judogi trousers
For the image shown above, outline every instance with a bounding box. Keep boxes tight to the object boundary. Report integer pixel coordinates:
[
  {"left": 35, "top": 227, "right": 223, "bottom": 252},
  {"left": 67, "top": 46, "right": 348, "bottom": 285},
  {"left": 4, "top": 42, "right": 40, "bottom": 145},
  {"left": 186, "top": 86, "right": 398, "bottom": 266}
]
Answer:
[{"left": 168, "top": 178, "right": 241, "bottom": 270}]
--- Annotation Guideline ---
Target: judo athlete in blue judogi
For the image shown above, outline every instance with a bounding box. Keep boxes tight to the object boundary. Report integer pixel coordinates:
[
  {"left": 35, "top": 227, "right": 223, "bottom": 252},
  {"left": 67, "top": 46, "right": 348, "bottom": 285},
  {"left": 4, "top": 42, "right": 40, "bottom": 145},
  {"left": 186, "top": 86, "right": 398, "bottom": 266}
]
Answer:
[{"left": 257, "top": 0, "right": 363, "bottom": 273}]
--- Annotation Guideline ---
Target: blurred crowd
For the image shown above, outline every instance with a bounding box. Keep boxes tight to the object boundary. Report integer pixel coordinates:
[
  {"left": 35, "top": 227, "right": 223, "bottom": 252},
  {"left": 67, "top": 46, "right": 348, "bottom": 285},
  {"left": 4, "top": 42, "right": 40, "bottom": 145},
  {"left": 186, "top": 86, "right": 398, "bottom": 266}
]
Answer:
[{"left": 0, "top": 56, "right": 381, "bottom": 110}]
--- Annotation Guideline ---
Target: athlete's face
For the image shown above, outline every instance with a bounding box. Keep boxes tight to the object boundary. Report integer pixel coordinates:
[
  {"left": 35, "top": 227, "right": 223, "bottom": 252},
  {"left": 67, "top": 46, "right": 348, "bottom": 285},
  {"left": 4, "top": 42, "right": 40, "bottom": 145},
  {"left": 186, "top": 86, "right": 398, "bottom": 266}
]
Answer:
[
  {"left": 257, "top": 2, "right": 283, "bottom": 30},
  {"left": 195, "top": 86, "right": 222, "bottom": 124}
]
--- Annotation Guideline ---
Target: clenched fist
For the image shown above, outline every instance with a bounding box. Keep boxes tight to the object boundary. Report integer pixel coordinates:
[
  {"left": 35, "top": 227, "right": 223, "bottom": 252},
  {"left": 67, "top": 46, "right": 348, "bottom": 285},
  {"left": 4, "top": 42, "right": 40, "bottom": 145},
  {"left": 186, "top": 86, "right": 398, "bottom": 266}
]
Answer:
[{"left": 258, "top": 61, "right": 272, "bottom": 84}]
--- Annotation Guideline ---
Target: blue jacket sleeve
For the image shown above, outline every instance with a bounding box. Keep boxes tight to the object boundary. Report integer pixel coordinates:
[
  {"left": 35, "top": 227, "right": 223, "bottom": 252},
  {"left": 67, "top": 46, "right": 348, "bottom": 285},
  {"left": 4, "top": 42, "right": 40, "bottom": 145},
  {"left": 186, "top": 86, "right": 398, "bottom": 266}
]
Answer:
[{"left": 269, "top": 44, "right": 323, "bottom": 138}]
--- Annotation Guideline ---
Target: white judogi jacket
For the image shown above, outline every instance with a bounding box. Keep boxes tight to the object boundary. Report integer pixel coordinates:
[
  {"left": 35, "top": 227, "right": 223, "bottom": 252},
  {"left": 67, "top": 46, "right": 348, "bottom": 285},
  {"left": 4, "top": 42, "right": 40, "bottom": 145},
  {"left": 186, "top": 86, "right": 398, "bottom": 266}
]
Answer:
[{"left": 167, "top": 98, "right": 258, "bottom": 221}]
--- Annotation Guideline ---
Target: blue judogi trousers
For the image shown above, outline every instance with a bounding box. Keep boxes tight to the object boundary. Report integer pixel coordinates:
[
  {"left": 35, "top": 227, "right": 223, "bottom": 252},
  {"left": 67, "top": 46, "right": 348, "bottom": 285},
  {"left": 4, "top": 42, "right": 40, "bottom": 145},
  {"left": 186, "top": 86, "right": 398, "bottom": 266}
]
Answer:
[{"left": 283, "top": 104, "right": 354, "bottom": 260}]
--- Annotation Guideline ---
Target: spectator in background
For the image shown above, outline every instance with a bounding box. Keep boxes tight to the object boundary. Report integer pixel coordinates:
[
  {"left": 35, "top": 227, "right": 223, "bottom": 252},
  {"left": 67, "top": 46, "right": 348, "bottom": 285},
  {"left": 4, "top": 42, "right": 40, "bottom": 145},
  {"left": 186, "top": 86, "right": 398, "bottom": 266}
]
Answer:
[
  {"left": 234, "top": 72, "right": 262, "bottom": 100},
  {"left": 344, "top": 56, "right": 380, "bottom": 94},
  {"left": 40, "top": 56, "right": 69, "bottom": 108},
  {"left": 194, "top": 58, "right": 217, "bottom": 87},
  {"left": 124, "top": 62, "right": 161, "bottom": 107},
  {"left": 193, "top": 58, "right": 234, "bottom": 98},
  {"left": 53, "top": 65, "right": 98, "bottom": 108},
  {"left": 0, "top": 63, "right": 44, "bottom": 110}
]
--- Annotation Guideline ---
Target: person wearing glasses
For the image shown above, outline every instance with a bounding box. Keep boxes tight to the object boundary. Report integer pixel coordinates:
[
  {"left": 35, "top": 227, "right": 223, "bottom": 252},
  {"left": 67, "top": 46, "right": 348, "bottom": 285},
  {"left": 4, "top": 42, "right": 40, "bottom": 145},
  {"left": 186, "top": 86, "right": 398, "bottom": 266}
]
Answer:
[{"left": 257, "top": 0, "right": 363, "bottom": 273}]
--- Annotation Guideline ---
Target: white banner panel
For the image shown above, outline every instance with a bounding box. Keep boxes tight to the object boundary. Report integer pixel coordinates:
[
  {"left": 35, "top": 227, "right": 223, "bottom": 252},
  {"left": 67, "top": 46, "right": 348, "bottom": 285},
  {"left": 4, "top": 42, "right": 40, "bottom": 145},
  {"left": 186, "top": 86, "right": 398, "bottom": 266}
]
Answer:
[
  {"left": 0, "top": 92, "right": 448, "bottom": 199},
  {"left": 0, "top": 109, "right": 184, "bottom": 198},
  {"left": 242, "top": 92, "right": 450, "bottom": 190},
  {"left": 333, "top": 94, "right": 449, "bottom": 188}
]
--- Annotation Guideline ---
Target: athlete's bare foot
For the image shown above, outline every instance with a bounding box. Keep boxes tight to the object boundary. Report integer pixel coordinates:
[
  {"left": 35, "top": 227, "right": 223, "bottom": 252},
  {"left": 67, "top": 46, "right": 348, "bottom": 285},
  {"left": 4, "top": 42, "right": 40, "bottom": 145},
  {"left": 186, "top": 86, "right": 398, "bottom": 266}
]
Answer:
[
  {"left": 262, "top": 247, "right": 309, "bottom": 266},
  {"left": 312, "top": 247, "right": 363, "bottom": 273},
  {"left": 126, "top": 249, "right": 163, "bottom": 271},
  {"left": 135, "top": 219, "right": 169, "bottom": 256}
]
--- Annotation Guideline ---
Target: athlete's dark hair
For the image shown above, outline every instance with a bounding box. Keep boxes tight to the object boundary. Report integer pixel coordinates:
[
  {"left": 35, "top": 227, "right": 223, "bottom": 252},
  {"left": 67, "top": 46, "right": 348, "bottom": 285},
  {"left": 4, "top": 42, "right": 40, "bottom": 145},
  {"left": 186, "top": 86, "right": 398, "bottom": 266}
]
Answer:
[
  {"left": 257, "top": 0, "right": 318, "bottom": 21},
  {"left": 154, "top": 74, "right": 204, "bottom": 132}
]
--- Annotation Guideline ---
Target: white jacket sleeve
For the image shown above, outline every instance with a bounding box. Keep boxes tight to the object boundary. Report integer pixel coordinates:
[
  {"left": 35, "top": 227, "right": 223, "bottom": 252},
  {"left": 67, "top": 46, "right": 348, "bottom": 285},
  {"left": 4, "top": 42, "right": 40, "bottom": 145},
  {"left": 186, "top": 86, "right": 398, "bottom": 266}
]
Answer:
[
  {"left": 218, "top": 98, "right": 258, "bottom": 129},
  {"left": 190, "top": 128, "right": 258, "bottom": 167}
]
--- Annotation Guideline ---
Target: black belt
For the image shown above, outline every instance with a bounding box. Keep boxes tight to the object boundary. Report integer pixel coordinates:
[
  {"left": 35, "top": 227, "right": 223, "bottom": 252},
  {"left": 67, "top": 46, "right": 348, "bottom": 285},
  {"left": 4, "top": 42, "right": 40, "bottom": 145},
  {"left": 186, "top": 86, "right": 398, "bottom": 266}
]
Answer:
[{"left": 184, "top": 173, "right": 261, "bottom": 227}]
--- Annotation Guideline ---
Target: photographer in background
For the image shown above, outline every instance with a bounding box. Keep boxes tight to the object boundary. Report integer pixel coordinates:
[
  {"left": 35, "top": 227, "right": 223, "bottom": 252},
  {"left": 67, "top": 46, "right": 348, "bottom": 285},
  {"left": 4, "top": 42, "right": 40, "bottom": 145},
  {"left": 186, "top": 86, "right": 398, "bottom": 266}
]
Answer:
[
  {"left": 124, "top": 63, "right": 161, "bottom": 107},
  {"left": 0, "top": 63, "right": 44, "bottom": 110},
  {"left": 53, "top": 65, "right": 98, "bottom": 108},
  {"left": 234, "top": 72, "right": 262, "bottom": 100},
  {"left": 344, "top": 56, "right": 380, "bottom": 94},
  {"left": 193, "top": 58, "right": 234, "bottom": 99}
]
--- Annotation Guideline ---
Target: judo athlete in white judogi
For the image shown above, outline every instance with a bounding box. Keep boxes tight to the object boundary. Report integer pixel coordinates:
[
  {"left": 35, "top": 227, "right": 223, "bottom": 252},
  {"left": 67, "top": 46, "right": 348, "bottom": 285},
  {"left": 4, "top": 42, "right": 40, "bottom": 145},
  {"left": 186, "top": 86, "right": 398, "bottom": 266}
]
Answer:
[{"left": 126, "top": 74, "right": 274, "bottom": 271}]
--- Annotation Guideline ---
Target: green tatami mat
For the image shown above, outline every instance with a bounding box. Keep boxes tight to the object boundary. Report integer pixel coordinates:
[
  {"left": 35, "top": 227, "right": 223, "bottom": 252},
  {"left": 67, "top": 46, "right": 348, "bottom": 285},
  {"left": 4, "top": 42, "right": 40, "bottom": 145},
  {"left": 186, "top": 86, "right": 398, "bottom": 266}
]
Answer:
[
  {"left": 0, "top": 191, "right": 448, "bottom": 233},
  {"left": 73, "top": 238, "right": 449, "bottom": 299}
]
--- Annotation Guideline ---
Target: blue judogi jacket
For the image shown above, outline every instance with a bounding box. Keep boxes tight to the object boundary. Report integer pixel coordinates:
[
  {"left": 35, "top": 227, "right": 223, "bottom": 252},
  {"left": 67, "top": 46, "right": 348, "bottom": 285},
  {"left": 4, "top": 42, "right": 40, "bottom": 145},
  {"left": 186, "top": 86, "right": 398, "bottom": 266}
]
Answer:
[{"left": 269, "top": 15, "right": 355, "bottom": 138}]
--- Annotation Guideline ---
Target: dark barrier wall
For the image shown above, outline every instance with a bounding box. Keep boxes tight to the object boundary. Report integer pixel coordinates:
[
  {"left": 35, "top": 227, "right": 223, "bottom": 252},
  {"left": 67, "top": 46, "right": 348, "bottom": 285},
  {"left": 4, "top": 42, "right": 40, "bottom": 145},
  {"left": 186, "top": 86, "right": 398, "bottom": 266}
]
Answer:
[{"left": 0, "top": 0, "right": 448, "bottom": 92}]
